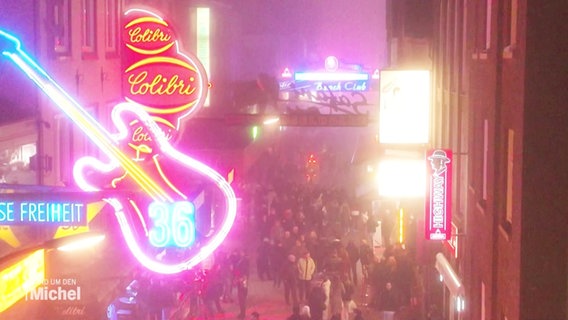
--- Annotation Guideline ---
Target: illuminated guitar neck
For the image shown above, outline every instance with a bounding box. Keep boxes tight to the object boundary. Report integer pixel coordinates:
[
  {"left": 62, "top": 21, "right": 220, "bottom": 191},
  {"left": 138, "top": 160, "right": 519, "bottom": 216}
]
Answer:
[{"left": 0, "top": 32, "right": 172, "bottom": 203}]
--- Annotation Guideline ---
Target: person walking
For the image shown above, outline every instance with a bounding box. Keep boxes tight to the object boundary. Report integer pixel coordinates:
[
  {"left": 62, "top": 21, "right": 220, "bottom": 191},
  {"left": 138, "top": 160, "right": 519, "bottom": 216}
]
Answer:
[
  {"left": 296, "top": 250, "right": 317, "bottom": 303},
  {"left": 257, "top": 238, "right": 272, "bottom": 281},
  {"left": 328, "top": 275, "right": 345, "bottom": 320},
  {"left": 321, "top": 276, "right": 331, "bottom": 320},
  {"left": 346, "top": 240, "right": 360, "bottom": 286},
  {"left": 341, "top": 279, "right": 357, "bottom": 320},
  {"left": 271, "top": 240, "right": 287, "bottom": 288},
  {"left": 282, "top": 254, "right": 299, "bottom": 306},
  {"left": 202, "top": 268, "right": 225, "bottom": 319},
  {"left": 233, "top": 249, "right": 250, "bottom": 319},
  {"left": 236, "top": 274, "right": 249, "bottom": 320},
  {"left": 377, "top": 282, "right": 403, "bottom": 320},
  {"left": 308, "top": 284, "right": 327, "bottom": 320}
]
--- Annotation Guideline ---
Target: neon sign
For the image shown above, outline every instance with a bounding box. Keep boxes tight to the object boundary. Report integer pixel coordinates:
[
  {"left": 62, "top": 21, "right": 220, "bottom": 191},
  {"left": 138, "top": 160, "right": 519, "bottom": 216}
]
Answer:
[
  {"left": 0, "top": 193, "right": 94, "bottom": 226},
  {"left": 0, "top": 9, "right": 237, "bottom": 275},
  {"left": 289, "top": 56, "right": 371, "bottom": 93},
  {"left": 0, "top": 201, "right": 85, "bottom": 225},
  {"left": 278, "top": 57, "right": 377, "bottom": 116},
  {"left": 379, "top": 70, "right": 430, "bottom": 144},
  {"left": 122, "top": 8, "right": 208, "bottom": 156},
  {"left": 148, "top": 201, "right": 195, "bottom": 247},
  {"left": 425, "top": 149, "right": 452, "bottom": 240},
  {"left": 294, "top": 71, "right": 369, "bottom": 82},
  {"left": 0, "top": 249, "right": 45, "bottom": 313}
]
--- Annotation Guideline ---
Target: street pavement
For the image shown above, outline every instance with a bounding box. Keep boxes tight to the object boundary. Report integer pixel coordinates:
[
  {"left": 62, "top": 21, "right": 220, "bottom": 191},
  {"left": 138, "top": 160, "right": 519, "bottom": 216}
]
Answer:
[
  {"left": 187, "top": 220, "right": 385, "bottom": 320},
  {"left": 206, "top": 266, "right": 382, "bottom": 320}
]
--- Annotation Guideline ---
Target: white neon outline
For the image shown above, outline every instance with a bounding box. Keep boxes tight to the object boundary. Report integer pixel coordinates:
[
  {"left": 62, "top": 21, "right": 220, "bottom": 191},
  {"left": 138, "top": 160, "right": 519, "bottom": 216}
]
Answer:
[
  {"left": 74, "top": 156, "right": 120, "bottom": 192},
  {"left": 0, "top": 29, "right": 237, "bottom": 274},
  {"left": 107, "top": 103, "right": 237, "bottom": 273}
]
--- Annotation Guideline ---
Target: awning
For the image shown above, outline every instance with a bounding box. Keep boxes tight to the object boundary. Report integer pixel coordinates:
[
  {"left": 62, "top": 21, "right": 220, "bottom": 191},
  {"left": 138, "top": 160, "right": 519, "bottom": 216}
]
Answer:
[{"left": 435, "top": 252, "right": 464, "bottom": 296}]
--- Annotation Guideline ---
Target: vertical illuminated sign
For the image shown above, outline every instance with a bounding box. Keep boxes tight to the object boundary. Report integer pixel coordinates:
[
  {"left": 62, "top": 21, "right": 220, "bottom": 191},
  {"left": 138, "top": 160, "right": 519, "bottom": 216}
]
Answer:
[{"left": 425, "top": 149, "right": 452, "bottom": 240}]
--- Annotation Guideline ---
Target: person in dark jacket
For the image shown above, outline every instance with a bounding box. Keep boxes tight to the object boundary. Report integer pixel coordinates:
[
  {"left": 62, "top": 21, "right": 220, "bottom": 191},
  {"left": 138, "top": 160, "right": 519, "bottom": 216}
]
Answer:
[
  {"left": 308, "top": 284, "right": 327, "bottom": 320},
  {"left": 377, "top": 282, "right": 403, "bottom": 314},
  {"left": 346, "top": 240, "right": 360, "bottom": 285},
  {"left": 203, "top": 266, "right": 225, "bottom": 318},
  {"left": 281, "top": 254, "right": 299, "bottom": 306},
  {"left": 353, "top": 308, "right": 365, "bottom": 320},
  {"left": 257, "top": 238, "right": 272, "bottom": 281},
  {"left": 233, "top": 249, "right": 250, "bottom": 319}
]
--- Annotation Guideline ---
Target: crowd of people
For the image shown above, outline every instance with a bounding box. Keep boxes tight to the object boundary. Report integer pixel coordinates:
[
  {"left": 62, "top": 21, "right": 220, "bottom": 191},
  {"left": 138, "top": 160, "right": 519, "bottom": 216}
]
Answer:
[
  {"left": 227, "top": 176, "right": 423, "bottom": 320},
  {"left": 126, "top": 145, "right": 423, "bottom": 319}
]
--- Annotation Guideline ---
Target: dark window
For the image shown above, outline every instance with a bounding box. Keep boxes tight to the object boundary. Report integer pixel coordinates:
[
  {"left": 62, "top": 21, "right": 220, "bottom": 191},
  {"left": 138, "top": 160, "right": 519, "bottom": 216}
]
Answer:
[
  {"left": 81, "top": 0, "right": 97, "bottom": 58},
  {"left": 47, "top": 0, "right": 71, "bottom": 57},
  {"left": 104, "top": 0, "right": 119, "bottom": 57}
]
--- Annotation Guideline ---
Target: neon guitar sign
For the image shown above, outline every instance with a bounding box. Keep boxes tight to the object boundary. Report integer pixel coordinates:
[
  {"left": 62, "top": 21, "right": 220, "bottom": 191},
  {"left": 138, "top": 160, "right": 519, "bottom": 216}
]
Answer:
[{"left": 0, "top": 18, "right": 236, "bottom": 274}]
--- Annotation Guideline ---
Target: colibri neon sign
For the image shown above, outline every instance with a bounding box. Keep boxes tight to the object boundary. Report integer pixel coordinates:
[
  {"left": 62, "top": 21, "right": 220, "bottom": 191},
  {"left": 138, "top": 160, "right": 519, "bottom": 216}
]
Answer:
[
  {"left": 0, "top": 8, "right": 237, "bottom": 275},
  {"left": 121, "top": 8, "right": 208, "bottom": 153}
]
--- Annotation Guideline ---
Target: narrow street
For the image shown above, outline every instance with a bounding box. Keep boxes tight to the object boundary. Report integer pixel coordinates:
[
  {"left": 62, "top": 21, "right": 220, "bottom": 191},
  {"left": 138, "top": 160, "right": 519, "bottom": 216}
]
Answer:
[{"left": 183, "top": 216, "right": 413, "bottom": 320}]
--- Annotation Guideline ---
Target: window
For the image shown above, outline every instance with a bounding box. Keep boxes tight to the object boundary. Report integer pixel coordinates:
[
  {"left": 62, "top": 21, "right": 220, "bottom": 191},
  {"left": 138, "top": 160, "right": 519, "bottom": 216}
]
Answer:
[
  {"left": 484, "top": 0, "right": 492, "bottom": 51},
  {"left": 0, "top": 143, "right": 37, "bottom": 184},
  {"left": 505, "top": 129, "right": 514, "bottom": 223},
  {"left": 451, "top": 0, "right": 462, "bottom": 91},
  {"left": 474, "top": 0, "right": 492, "bottom": 59},
  {"left": 81, "top": 0, "right": 97, "bottom": 58},
  {"left": 196, "top": 7, "right": 211, "bottom": 106},
  {"left": 57, "top": 118, "right": 74, "bottom": 186},
  {"left": 47, "top": 0, "right": 71, "bottom": 57},
  {"left": 502, "top": 0, "right": 518, "bottom": 58},
  {"left": 81, "top": 105, "right": 100, "bottom": 158},
  {"left": 460, "top": 0, "right": 469, "bottom": 90},
  {"left": 483, "top": 119, "right": 488, "bottom": 201},
  {"left": 481, "top": 281, "right": 486, "bottom": 320},
  {"left": 104, "top": 0, "right": 118, "bottom": 56},
  {"left": 437, "top": 1, "right": 446, "bottom": 89},
  {"left": 445, "top": 1, "right": 453, "bottom": 89}
]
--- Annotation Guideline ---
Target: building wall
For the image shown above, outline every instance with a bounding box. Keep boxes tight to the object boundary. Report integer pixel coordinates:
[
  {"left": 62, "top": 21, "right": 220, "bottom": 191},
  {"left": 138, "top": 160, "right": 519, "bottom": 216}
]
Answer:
[
  {"left": 37, "top": 0, "right": 124, "bottom": 186},
  {"left": 0, "top": 1, "right": 38, "bottom": 122},
  {"left": 430, "top": 0, "right": 568, "bottom": 319},
  {"left": 428, "top": 1, "right": 471, "bottom": 319},
  {"left": 0, "top": 0, "right": 125, "bottom": 187},
  {"left": 519, "top": 1, "right": 568, "bottom": 319}
]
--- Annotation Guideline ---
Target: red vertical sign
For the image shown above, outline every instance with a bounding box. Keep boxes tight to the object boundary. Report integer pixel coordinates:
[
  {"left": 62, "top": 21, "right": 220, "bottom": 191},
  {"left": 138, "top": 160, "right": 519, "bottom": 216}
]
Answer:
[{"left": 425, "top": 149, "right": 452, "bottom": 240}]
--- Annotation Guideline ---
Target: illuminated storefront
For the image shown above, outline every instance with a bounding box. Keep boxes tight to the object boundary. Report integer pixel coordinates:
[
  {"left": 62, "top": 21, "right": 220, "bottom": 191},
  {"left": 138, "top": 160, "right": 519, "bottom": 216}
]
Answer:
[{"left": 373, "top": 69, "right": 431, "bottom": 248}]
